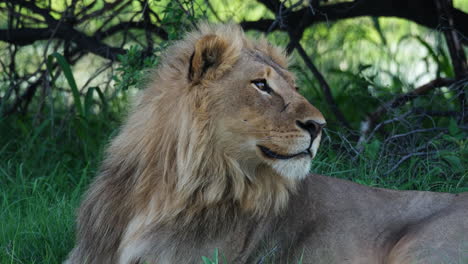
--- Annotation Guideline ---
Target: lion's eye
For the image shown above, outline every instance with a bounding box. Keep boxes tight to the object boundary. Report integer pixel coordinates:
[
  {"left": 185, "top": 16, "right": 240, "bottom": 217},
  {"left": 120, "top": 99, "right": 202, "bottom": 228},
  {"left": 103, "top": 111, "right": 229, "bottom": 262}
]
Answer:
[{"left": 252, "top": 79, "right": 273, "bottom": 94}]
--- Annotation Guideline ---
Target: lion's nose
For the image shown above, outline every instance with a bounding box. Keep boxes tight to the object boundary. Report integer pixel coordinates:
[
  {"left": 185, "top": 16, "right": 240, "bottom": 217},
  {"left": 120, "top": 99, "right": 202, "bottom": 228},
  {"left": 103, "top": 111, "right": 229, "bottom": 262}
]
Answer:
[{"left": 296, "top": 120, "right": 325, "bottom": 140}]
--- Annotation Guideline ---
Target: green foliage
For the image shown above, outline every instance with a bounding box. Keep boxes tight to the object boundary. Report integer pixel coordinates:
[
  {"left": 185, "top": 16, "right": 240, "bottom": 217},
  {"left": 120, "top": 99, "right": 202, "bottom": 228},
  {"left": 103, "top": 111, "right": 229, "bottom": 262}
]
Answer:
[
  {"left": 363, "top": 139, "right": 381, "bottom": 160},
  {"left": 201, "top": 249, "right": 226, "bottom": 264},
  {"left": 160, "top": 0, "right": 202, "bottom": 40},
  {"left": 315, "top": 132, "right": 467, "bottom": 192},
  {"left": 111, "top": 0, "right": 206, "bottom": 93},
  {"left": 114, "top": 45, "right": 160, "bottom": 91}
]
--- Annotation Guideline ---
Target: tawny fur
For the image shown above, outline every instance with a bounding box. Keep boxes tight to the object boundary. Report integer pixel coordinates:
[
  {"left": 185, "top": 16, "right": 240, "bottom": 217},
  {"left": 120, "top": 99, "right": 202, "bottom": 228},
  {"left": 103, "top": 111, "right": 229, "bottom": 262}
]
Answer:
[{"left": 66, "top": 23, "right": 468, "bottom": 264}]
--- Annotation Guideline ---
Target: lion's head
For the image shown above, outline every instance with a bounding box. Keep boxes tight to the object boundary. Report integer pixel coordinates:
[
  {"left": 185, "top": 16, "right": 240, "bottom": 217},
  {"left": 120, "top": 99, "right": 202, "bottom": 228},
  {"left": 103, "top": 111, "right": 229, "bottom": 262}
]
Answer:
[{"left": 109, "top": 23, "right": 325, "bottom": 220}]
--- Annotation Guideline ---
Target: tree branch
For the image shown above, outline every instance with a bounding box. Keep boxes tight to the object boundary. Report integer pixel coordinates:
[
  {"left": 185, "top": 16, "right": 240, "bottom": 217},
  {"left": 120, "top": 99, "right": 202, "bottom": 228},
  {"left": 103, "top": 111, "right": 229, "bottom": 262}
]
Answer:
[
  {"left": 4, "top": 0, "right": 125, "bottom": 60},
  {"left": 12, "top": 0, "right": 57, "bottom": 25},
  {"left": 288, "top": 32, "right": 352, "bottom": 129},
  {"left": 434, "top": 0, "right": 468, "bottom": 123},
  {"left": 0, "top": 27, "right": 126, "bottom": 61},
  {"left": 2, "top": 71, "right": 45, "bottom": 116},
  {"left": 98, "top": 21, "right": 168, "bottom": 40},
  {"left": 1, "top": 0, "right": 170, "bottom": 61},
  {"left": 242, "top": 0, "right": 468, "bottom": 43},
  {"left": 76, "top": 0, "right": 123, "bottom": 23}
]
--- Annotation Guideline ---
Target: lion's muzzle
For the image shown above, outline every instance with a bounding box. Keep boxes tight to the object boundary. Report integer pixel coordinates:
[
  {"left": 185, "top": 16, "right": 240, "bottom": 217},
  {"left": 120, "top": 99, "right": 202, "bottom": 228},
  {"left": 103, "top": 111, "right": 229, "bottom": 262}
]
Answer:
[{"left": 296, "top": 119, "right": 326, "bottom": 142}]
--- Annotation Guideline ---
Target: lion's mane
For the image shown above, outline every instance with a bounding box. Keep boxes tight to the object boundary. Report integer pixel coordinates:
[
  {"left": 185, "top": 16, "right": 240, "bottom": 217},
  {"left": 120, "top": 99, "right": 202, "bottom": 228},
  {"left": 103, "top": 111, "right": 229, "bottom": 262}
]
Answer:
[{"left": 68, "top": 23, "right": 296, "bottom": 263}]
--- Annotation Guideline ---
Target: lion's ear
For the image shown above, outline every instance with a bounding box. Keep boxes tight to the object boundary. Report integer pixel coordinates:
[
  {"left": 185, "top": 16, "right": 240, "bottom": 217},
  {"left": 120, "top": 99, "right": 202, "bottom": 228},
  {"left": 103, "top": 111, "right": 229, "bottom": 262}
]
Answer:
[{"left": 188, "top": 34, "right": 238, "bottom": 83}]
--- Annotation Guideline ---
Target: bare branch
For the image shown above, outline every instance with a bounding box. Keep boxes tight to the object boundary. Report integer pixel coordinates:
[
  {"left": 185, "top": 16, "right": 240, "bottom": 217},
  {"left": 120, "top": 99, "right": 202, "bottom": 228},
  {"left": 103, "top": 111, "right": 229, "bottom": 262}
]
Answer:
[
  {"left": 358, "top": 78, "right": 456, "bottom": 145},
  {"left": 0, "top": 27, "right": 126, "bottom": 61},
  {"left": 98, "top": 21, "right": 168, "bottom": 40},
  {"left": 2, "top": 71, "right": 45, "bottom": 116},
  {"left": 384, "top": 151, "right": 439, "bottom": 175},
  {"left": 13, "top": 0, "right": 57, "bottom": 25},
  {"left": 0, "top": 0, "right": 128, "bottom": 60},
  {"left": 289, "top": 35, "right": 352, "bottom": 129},
  {"left": 76, "top": 0, "right": 123, "bottom": 24},
  {"left": 434, "top": 0, "right": 468, "bottom": 122},
  {"left": 258, "top": 0, "right": 352, "bottom": 128},
  {"left": 383, "top": 127, "right": 448, "bottom": 143}
]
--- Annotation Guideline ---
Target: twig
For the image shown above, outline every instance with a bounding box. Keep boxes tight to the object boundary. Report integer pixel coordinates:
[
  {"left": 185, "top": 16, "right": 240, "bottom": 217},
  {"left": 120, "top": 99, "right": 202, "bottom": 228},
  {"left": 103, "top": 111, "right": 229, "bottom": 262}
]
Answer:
[
  {"left": 384, "top": 151, "right": 439, "bottom": 175},
  {"left": 257, "top": 0, "right": 352, "bottom": 129},
  {"left": 358, "top": 77, "right": 456, "bottom": 145},
  {"left": 434, "top": 0, "right": 468, "bottom": 78},
  {"left": 79, "top": 63, "right": 114, "bottom": 92},
  {"left": 76, "top": 0, "right": 122, "bottom": 23},
  {"left": 204, "top": 0, "right": 221, "bottom": 21},
  {"left": 383, "top": 127, "right": 447, "bottom": 144},
  {"left": 3, "top": 71, "right": 45, "bottom": 116},
  {"left": 289, "top": 36, "right": 352, "bottom": 129},
  {"left": 434, "top": 0, "right": 468, "bottom": 123},
  {"left": 141, "top": 0, "right": 154, "bottom": 53},
  {"left": 173, "top": 0, "right": 197, "bottom": 27},
  {"left": 257, "top": 244, "right": 279, "bottom": 264},
  {"left": 97, "top": 21, "right": 168, "bottom": 40}
]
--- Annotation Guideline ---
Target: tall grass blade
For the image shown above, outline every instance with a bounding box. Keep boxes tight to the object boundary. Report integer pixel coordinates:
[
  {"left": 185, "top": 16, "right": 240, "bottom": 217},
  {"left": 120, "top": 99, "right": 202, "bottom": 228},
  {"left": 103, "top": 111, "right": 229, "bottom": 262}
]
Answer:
[
  {"left": 93, "top": 86, "right": 107, "bottom": 114},
  {"left": 84, "top": 88, "right": 95, "bottom": 118},
  {"left": 47, "top": 52, "right": 84, "bottom": 116}
]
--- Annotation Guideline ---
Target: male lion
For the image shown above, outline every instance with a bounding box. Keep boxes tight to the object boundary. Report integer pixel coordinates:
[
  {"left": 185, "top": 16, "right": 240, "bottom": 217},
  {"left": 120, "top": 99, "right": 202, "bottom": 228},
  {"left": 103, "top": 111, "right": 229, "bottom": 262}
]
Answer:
[{"left": 66, "top": 23, "right": 468, "bottom": 264}]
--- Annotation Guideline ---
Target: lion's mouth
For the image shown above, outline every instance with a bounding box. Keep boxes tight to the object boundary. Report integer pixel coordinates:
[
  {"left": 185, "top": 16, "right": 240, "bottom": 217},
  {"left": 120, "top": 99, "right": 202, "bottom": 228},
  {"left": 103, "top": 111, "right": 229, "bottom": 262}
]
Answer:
[{"left": 258, "top": 145, "right": 311, "bottom": 160}]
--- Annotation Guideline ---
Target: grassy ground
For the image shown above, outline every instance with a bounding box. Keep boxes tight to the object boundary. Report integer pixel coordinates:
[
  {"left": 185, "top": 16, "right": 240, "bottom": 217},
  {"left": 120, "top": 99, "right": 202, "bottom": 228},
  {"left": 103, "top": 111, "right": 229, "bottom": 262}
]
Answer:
[
  {"left": 1, "top": 112, "right": 466, "bottom": 264},
  {"left": 0, "top": 115, "right": 111, "bottom": 264}
]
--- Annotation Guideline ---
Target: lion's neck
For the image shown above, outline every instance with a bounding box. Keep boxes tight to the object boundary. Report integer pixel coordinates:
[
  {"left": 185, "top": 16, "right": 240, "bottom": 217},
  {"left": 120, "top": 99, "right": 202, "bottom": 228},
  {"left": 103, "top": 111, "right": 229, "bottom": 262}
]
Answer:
[
  {"left": 130, "top": 159, "right": 298, "bottom": 226},
  {"left": 108, "top": 101, "right": 299, "bottom": 227}
]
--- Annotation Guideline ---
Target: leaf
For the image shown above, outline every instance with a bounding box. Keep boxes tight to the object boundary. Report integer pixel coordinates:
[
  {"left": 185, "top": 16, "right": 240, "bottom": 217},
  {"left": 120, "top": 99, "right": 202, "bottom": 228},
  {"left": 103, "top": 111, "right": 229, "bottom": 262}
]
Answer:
[
  {"left": 214, "top": 248, "right": 219, "bottom": 264},
  {"left": 93, "top": 86, "right": 108, "bottom": 114},
  {"left": 201, "top": 256, "right": 213, "bottom": 264},
  {"left": 365, "top": 139, "right": 381, "bottom": 159},
  {"left": 448, "top": 118, "right": 460, "bottom": 136},
  {"left": 84, "top": 87, "right": 95, "bottom": 118},
  {"left": 47, "top": 52, "right": 83, "bottom": 116},
  {"left": 200, "top": 249, "right": 222, "bottom": 264},
  {"left": 441, "top": 155, "right": 463, "bottom": 172}
]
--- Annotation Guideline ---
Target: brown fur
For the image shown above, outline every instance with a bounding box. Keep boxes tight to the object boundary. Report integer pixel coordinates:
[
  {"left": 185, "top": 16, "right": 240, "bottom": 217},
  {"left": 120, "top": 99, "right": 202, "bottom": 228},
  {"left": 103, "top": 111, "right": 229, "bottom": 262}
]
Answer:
[{"left": 66, "top": 23, "right": 468, "bottom": 264}]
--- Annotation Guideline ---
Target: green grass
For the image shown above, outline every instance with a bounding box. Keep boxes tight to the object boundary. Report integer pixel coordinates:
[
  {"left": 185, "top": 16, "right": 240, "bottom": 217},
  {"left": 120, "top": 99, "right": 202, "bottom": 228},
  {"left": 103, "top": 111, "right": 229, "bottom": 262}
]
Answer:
[
  {"left": 1, "top": 112, "right": 466, "bottom": 264},
  {"left": 0, "top": 115, "right": 109, "bottom": 264}
]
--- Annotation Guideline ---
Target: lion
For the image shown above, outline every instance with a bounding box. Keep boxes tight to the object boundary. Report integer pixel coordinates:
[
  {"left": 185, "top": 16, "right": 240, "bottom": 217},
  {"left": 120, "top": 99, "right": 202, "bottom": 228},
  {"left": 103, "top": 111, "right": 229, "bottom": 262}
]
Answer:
[{"left": 65, "top": 23, "right": 468, "bottom": 264}]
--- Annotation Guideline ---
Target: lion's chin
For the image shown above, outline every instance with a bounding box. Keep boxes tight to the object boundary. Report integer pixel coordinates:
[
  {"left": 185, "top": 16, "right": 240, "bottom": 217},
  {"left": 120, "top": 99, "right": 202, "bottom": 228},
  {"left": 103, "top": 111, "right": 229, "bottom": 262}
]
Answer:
[{"left": 270, "top": 156, "right": 312, "bottom": 181}]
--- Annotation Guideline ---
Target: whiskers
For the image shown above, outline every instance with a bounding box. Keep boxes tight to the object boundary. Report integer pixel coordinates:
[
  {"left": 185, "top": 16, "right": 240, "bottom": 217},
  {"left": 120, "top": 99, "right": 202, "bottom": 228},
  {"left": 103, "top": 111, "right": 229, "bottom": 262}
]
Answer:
[
  {"left": 255, "top": 137, "right": 274, "bottom": 143},
  {"left": 230, "top": 122, "right": 309, "bottom": 147}
]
